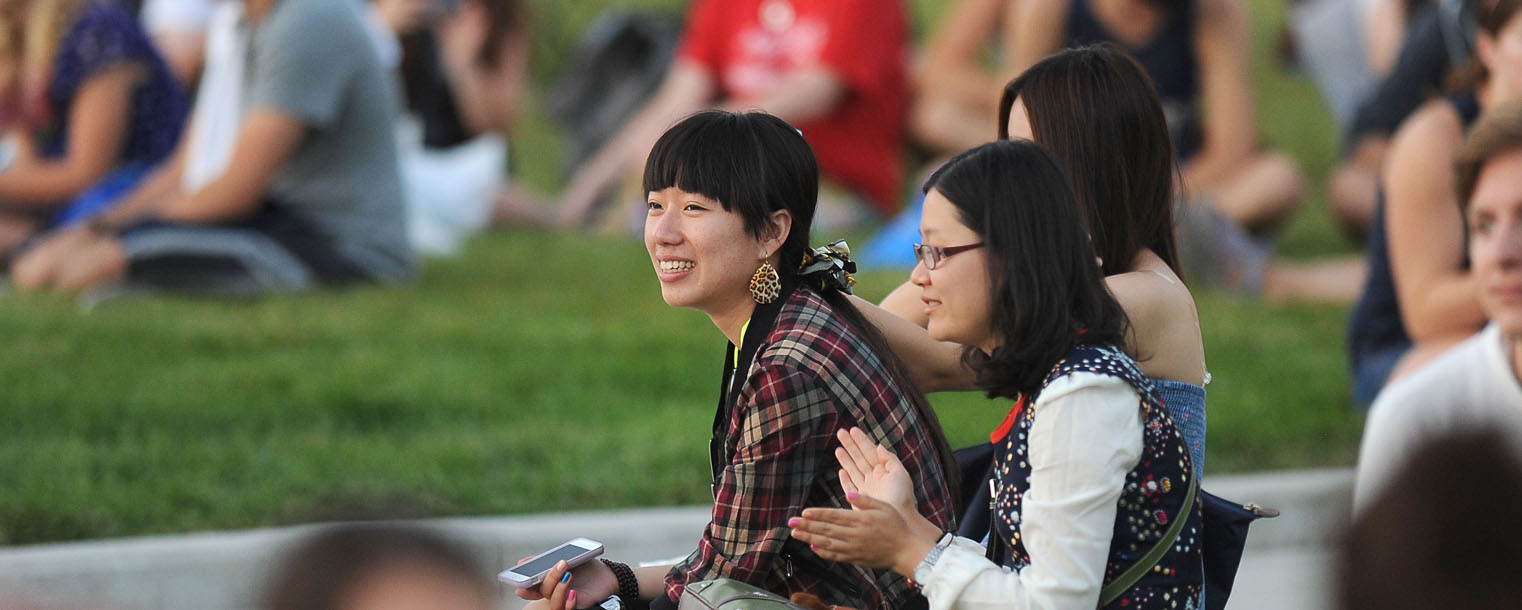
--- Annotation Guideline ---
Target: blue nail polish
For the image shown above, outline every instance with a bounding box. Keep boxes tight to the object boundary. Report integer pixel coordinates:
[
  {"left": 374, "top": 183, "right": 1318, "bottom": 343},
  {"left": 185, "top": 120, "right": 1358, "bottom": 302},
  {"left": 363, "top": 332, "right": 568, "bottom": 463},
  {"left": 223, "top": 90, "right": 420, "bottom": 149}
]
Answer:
[{"left": 561, "top": 572, "right": 572, "bottom": 583}]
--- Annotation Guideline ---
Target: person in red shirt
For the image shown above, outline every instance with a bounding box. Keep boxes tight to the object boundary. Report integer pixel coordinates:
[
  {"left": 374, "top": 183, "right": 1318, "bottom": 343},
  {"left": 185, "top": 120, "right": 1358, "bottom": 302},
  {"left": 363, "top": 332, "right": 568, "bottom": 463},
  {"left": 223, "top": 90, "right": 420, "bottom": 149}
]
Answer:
[{"left": 549, "top": 0, "right": 909, "bottom": 230}]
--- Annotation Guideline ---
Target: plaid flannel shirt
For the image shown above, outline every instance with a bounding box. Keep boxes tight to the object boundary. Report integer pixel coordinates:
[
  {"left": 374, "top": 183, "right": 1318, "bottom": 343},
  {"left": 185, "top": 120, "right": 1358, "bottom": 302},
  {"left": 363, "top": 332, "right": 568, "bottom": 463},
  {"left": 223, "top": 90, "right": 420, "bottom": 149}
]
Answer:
[{"left": 663, "top": 288, "right": 957, "bottom": 610}]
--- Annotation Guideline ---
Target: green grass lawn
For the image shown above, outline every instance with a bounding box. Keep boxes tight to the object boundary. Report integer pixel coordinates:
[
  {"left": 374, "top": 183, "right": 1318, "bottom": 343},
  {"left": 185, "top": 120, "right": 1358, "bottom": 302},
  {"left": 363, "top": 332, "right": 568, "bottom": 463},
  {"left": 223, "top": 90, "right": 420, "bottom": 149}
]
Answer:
[
  {"left": 0, "top": 233, "right": 1360, "bottom": 545},
  {"left": 0, "top": 0, "right": 1367, "bottom": 545}
]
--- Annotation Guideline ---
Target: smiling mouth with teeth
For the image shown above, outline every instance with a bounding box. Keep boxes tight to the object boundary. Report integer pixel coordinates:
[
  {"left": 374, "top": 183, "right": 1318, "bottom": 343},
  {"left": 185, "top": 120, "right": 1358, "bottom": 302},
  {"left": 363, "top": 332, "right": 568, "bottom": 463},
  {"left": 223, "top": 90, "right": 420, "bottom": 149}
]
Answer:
[{"left": 660, "top": 260, "right": 696, "bottom": 272}]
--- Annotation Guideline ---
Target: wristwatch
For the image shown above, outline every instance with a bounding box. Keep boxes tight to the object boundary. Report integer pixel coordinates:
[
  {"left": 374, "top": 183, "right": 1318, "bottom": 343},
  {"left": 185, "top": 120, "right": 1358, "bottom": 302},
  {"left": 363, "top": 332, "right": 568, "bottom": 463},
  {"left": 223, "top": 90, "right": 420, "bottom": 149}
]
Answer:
[{"left": 912, "top": 533, "right": 957, "bottom": 589}]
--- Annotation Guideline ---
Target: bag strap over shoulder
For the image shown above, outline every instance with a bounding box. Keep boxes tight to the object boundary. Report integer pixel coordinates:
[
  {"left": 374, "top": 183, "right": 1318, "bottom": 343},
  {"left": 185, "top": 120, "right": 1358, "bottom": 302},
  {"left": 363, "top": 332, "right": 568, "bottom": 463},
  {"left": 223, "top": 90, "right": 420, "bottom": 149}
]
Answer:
[{"left": 1098, "top": 473, "right": 1199, "bottom": 607}]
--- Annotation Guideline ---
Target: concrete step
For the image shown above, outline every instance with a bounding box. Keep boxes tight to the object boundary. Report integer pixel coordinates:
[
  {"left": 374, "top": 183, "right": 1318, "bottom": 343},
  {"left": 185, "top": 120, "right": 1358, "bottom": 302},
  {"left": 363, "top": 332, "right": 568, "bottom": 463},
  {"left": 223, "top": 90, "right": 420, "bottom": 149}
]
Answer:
[{"left": 0, "top": 468, "right": 1353, "bottom": 610}]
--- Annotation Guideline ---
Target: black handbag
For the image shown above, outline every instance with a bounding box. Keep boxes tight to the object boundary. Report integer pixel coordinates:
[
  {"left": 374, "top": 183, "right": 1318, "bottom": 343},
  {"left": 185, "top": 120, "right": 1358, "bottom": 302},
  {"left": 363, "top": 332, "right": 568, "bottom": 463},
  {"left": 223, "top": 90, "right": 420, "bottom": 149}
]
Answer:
[
  {"left": 951, "top": 443, "right": 1277, "bottom": 610},
  {"left": 1198, "top": 490, "right": 1279, "bottom": 610}
]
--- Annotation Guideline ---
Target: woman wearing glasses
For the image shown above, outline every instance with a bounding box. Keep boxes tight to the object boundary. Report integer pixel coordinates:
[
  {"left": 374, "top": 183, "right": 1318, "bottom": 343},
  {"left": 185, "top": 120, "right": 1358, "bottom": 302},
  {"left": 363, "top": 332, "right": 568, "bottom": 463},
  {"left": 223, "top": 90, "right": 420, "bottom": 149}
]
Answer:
[
  {"left": 865, "top": 45, "right": 1208, "bottom": 475},
  {"left": 790, "top": 140, "right": 1202, "bottom": 610}
]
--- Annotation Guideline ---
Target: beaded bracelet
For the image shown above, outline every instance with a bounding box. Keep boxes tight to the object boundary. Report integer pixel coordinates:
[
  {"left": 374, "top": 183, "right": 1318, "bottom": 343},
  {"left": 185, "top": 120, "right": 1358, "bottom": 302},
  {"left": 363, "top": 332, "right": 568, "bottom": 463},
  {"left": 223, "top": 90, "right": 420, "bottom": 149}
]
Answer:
[{"left": 601, "top": 558, "right": 641, "bottom": 602}]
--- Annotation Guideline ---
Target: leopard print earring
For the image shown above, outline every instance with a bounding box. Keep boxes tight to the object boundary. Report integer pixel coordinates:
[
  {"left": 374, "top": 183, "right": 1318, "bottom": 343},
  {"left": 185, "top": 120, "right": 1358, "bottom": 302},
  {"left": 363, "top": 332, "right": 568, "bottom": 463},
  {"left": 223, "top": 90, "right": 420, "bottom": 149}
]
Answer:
[{"left": 749, "top": 261, "right": 781, "bottom": 304}]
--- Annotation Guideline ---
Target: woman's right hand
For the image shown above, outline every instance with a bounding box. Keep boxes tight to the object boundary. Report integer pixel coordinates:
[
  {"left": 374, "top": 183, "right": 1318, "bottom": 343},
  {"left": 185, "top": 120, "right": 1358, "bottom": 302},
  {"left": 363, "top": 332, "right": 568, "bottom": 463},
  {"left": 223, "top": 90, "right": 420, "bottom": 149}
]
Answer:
[
  {"left": 515, "top": 558, "right": 619, "bottom": 610},
  {"left": 834, "top": 428, "right": 917, "bottom": 516},
  {"left": 790, "top": 492, "right": 938, "bottom": 578}
]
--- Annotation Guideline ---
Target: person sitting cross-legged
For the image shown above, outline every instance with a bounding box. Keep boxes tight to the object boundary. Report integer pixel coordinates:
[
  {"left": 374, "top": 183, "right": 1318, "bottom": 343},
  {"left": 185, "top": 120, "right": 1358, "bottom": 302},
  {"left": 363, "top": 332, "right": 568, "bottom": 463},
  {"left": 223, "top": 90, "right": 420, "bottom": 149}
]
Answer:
[{"left": 11, "top": 0, "right": 412, "bottom": 296}]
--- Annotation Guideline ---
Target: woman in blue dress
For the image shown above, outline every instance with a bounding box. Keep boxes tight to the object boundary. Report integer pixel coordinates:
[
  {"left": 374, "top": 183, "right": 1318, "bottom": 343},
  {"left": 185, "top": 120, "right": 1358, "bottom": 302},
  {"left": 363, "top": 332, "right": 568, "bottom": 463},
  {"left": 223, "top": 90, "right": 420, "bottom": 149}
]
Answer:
[{"left": 0, "top": 0, "right": 186, "bottom": 253}]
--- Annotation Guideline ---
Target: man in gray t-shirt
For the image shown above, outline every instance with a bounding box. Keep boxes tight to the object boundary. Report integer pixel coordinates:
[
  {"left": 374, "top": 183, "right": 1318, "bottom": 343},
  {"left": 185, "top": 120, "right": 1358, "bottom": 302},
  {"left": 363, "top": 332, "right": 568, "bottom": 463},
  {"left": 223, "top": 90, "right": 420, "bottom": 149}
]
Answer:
[
  {"left": 246, "top": 0, "right": 411, "bottom": 280},
  {"left": 9, "top": 0, "right": 413, "bottom": 295}
]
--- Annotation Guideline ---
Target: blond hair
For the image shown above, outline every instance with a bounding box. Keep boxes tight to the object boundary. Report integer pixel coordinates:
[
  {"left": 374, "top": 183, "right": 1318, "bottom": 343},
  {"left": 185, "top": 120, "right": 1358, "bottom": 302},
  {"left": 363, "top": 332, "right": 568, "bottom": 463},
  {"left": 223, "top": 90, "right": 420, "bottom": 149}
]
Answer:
[{"left": 0, "top": 0, "right": 86, "bottom": 122}]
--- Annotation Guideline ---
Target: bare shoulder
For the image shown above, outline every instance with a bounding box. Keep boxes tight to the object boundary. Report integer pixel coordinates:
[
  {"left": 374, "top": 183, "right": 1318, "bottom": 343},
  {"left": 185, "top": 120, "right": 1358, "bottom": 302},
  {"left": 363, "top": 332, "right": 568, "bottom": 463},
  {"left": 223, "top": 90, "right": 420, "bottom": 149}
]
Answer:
[
  {"left": 1390, "top": 99, "right": 1464, "bottom": 158},
  {"left": 1106, "top": 255, "right": 1195, "bottom": 327},
  {"left": 1104, "top": 252, "right": 1207, "bottom": 385}
]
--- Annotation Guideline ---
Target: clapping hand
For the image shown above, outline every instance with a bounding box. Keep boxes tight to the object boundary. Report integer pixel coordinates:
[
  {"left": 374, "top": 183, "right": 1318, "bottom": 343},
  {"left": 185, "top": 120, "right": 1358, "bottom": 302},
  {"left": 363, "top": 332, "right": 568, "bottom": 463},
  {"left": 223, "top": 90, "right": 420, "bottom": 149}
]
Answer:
[
  {"left": 788, "top": 427, "right": 940, "bottom": 578},
  {"left": 833, "top": 428, "right": 916, "bottom": 516}
]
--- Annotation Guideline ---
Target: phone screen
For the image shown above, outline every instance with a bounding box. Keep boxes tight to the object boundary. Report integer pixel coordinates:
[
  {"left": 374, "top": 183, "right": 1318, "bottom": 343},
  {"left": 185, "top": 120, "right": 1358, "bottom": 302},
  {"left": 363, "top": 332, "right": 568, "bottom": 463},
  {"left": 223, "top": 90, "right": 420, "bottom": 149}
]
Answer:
[{"left": 512, "top": 544, "right": 594, "bottom": 579}]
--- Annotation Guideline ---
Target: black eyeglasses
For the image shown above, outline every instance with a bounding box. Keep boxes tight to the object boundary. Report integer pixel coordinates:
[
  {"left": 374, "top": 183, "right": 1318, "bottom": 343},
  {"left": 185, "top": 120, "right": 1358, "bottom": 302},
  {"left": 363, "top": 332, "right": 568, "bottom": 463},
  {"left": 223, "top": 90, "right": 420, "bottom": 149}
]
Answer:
[{"left": 912, "top": 243, "right": 984, "bottom": 270}]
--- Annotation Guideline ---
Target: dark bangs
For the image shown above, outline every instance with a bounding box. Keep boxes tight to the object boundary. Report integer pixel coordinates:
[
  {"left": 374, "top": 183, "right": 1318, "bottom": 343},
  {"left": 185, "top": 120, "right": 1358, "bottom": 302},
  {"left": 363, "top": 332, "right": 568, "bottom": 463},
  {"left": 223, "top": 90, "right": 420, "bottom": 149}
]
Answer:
[
  {"left": 645, "top": 111, "right": 963, "bottom": 510},
  {"left": 642, "top": 111, "right": 819, "bottom": 272}
]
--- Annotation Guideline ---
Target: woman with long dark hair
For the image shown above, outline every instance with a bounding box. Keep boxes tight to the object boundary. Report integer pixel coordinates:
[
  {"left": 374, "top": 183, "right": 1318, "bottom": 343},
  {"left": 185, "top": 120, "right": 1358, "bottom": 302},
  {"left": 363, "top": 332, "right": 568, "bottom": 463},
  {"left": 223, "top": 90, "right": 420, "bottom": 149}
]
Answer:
[
  {"left": 516, "top": 110, "right": 959, "bottom": 610},
  {"left": 1009, "top": 0, "right": 1303, "bottom": 240},
  {"left": 870, "top": 45, "right": 1207, "bottom": 473},
  {"left": 790, "top": 140, "right": 1203, "bottom": 610}
]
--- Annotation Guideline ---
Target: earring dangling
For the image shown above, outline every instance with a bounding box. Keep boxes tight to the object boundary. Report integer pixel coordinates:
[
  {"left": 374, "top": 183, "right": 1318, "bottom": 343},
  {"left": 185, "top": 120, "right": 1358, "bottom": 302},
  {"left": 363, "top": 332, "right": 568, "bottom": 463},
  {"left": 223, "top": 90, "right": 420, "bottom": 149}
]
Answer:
[{"left": 749, "top": 261, "right": 781, "bottom": 304}]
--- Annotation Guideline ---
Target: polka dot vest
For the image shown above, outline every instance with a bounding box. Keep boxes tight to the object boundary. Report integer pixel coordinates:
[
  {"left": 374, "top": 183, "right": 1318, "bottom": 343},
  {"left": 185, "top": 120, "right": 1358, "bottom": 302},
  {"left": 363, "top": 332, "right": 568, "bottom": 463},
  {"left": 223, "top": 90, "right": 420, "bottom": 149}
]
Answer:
[{"left": 991, "top": 344, "right": 1203, "bottom": 609}]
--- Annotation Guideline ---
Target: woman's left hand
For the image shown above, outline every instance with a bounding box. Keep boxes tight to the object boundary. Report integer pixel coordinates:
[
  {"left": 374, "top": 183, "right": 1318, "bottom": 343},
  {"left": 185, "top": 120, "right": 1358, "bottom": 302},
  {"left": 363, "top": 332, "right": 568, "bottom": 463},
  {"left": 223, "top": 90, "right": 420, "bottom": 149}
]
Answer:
[
  {"left": 789, "top": 493, "right": 938, "bottom": 577},
  {"left": 834, "top": 428, "right": 916, "bottom": 516}
]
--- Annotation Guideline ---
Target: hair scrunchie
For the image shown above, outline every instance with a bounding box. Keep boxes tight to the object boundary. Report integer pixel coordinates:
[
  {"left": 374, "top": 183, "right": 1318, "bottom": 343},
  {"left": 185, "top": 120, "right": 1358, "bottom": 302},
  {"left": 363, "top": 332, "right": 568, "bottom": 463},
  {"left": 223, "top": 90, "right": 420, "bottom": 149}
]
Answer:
[{"left": 798, "top": 239, "right": 857, "bottom": 294}]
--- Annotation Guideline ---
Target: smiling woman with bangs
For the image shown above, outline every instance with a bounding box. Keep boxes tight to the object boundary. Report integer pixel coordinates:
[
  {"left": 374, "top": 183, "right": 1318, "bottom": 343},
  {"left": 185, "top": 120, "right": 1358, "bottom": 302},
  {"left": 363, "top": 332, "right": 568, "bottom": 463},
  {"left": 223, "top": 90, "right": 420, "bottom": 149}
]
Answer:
[{"left": 514, "top": 110, "right": 959, "bottom": 610}]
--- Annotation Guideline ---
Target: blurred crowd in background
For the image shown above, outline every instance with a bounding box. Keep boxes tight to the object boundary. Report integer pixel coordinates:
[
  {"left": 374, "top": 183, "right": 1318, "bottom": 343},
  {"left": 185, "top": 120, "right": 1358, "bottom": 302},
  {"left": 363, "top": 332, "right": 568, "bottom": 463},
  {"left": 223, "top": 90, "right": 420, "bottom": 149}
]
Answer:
[
  {"left": 0, "top": 0, "right": 1512, "bottom": 405},
  {"left": 0, "top": 0, "right": 1519, "bottom": 607}
]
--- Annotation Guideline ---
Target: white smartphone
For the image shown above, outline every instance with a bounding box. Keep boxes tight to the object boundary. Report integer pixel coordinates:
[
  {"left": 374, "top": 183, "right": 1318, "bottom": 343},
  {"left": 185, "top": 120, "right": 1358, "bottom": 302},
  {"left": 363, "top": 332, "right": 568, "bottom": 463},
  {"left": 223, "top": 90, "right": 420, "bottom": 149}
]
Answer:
[{"left": 496, "top": 537, "right": 606, "bottom": 588}]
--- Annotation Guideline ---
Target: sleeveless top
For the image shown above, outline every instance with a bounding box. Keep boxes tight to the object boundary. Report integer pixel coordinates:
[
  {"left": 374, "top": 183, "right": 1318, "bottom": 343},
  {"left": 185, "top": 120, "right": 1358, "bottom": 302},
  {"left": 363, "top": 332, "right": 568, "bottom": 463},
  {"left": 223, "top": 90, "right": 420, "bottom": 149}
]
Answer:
[
  {"left": 1152, "top": 377, "right": 1206, "bottom": 479},
  {"left": 991, "top": 344, "right": 1203, "bottom": 609},
  {"left": 1067, "top": 0, "right": 1201, "bottom": 161},
  {"left": 1348, "top": 91, "right": 1479, "bottom": 382}
]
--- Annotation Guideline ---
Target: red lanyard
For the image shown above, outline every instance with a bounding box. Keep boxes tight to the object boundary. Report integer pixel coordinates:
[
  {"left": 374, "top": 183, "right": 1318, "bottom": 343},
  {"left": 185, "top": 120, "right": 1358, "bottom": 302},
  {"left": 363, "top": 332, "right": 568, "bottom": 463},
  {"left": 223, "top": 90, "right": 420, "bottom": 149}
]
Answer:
[{"left": 990, "top": 395, "right": 1027, "bottom": 444}]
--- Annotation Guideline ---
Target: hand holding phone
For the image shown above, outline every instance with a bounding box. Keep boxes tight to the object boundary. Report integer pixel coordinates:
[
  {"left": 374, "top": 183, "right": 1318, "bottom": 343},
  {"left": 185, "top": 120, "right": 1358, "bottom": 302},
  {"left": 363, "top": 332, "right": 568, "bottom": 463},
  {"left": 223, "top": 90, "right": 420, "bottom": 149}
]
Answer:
[
  {"left": 498, "top": 537, "right": 605, "bottom": 588},
  {"left": 511, "top": 546, "right": 624, "bottom": 610}
]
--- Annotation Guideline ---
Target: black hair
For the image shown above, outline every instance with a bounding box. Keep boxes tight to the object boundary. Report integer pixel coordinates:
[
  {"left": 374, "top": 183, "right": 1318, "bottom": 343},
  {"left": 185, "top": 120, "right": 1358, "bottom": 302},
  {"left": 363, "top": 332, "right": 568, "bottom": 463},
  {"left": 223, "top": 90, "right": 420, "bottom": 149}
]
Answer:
[
  {"left": 998, "top": 44, "right": 1183, "bottom": 280},
  {"left": 264, "top": 524, "right": 488, "bottom": 610},
  {"left": 644, "top": 111, "right": 818, "bottom": 275},
  {"left": 1341, "top": 430, "right": 1522, "bottom": 610},
  {"left": 644, "top": 110, "right": 961, "bottom": 507},
  {"left": 924, "top": 140, "right": 1131, "bottom": 400}
]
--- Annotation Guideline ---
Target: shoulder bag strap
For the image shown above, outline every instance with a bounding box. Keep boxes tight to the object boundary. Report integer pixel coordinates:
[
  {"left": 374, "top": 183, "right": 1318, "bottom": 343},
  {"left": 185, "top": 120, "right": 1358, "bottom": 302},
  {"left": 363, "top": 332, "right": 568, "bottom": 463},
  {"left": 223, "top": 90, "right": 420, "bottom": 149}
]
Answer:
[{"left": 1098, "top": 473, "right": 1199, "bottom": 607}]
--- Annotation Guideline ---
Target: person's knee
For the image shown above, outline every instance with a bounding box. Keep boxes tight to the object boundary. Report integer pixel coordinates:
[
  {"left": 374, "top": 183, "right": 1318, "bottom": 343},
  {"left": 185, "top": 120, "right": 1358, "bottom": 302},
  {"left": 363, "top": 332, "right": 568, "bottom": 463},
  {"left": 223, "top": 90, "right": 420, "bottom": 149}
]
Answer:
[
  {"left": 1256, "top": 150, "right": 1307, "bottom": 206},
  {"left": 1329, "top": 163, "right": 1378, "bottom": 234},
  {"left": 908, "top": 97, "right": 986, "bottom": 153}
]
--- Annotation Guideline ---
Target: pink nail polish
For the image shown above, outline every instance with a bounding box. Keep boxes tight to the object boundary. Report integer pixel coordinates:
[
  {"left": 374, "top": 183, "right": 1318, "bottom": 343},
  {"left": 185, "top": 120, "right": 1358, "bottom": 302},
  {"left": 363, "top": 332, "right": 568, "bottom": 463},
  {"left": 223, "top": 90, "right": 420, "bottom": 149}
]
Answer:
[
  {"left": 788, "top": 517, "right": 800, "bottom": 527},
  {"left": 568, "top": 590, "right": 577, "bottom": 607},
  {"left": 846, "top": 491, "right": 858, "bottom": 501}
]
